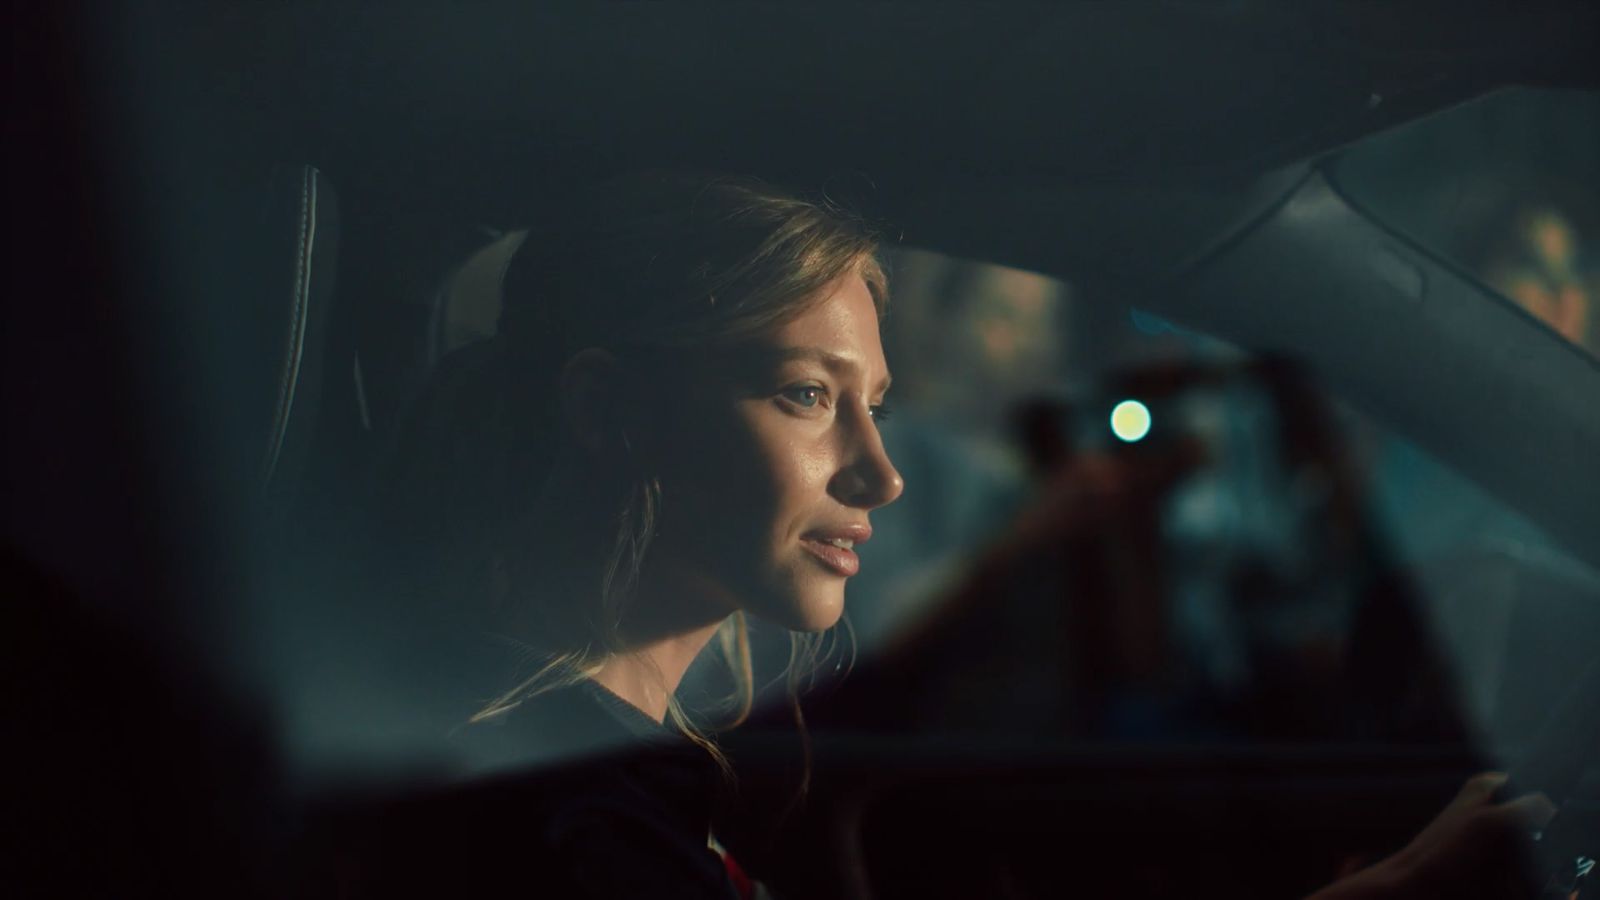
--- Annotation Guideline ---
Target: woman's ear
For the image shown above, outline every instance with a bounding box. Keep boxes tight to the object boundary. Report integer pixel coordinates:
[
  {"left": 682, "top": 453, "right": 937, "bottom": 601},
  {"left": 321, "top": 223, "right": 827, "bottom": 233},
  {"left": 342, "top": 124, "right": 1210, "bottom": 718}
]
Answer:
[{"left": 558, "top": 348, "right": 622, "bottom": 452}]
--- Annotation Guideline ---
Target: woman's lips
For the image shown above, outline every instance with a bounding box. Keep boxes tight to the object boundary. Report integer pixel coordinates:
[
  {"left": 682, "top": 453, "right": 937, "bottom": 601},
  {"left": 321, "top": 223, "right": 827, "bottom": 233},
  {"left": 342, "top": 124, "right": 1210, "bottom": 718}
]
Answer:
[
  {"left": 801, "top": 538, "right": 860, "bottom": 576},
  {"left": 800, "top": 524, "right": 870, "bottom": 577}
]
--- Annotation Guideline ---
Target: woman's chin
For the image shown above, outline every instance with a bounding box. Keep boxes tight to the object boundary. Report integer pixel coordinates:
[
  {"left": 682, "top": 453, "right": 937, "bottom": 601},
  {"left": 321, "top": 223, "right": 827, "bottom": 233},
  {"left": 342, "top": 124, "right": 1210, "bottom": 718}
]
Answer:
[{"left": 749, "top": 585, "right": 846, "bottom": 633}]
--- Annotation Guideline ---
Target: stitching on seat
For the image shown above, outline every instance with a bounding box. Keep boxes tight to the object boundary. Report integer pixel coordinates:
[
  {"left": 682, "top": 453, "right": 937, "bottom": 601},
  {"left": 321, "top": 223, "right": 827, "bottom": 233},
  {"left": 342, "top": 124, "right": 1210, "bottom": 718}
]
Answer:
[{"left": 262, "top": 166, "right": 318, "bottom": 489}]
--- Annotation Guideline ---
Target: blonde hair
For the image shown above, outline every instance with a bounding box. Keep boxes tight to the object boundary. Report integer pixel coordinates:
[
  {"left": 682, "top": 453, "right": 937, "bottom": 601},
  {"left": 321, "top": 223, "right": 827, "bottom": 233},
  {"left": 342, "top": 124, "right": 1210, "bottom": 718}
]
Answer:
[{"left": 384, "top": 173, "right": 884, "bottom": 777}]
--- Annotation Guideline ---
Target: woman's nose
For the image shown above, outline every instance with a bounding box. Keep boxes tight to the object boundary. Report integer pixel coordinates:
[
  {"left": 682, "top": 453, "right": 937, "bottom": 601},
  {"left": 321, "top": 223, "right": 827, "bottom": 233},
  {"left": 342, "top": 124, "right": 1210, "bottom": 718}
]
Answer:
[{"left": 829, "top": 410, "right": 904, "bottom": 510}]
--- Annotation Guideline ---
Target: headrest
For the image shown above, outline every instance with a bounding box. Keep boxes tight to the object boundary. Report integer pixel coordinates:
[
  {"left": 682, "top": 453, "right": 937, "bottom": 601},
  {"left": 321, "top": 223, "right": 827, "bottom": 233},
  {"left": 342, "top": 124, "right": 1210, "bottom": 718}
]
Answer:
[{"left": 435, "top": 229, "right": 528, "bottom": 357}]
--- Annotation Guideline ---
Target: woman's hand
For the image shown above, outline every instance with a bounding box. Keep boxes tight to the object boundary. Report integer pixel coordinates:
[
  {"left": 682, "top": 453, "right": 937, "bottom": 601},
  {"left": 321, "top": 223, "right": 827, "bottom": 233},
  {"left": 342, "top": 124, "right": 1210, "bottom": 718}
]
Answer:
[{"left": 1308, "top": 772, "right": 1559, "bottom": 900}]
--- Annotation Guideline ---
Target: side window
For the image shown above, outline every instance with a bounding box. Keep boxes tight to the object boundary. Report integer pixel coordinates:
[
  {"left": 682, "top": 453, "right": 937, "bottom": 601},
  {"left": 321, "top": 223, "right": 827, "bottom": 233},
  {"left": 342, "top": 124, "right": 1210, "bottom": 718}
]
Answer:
[{"left": 803, "top": 248, "right": 1600, "bottom": 754}]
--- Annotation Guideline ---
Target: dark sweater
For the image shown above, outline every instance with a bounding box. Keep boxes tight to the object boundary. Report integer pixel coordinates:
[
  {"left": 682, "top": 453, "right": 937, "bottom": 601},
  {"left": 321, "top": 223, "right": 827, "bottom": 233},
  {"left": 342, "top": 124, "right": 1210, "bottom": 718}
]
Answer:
[{"left": 304, "top": 680, "right": 739, "bottom": 899}]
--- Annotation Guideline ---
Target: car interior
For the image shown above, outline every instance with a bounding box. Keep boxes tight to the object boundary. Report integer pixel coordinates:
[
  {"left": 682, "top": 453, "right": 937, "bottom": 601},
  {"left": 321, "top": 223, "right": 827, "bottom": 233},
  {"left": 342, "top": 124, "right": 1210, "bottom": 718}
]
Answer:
[{"left": 8, "top": 4, "right": 1599, "bottom": 898}]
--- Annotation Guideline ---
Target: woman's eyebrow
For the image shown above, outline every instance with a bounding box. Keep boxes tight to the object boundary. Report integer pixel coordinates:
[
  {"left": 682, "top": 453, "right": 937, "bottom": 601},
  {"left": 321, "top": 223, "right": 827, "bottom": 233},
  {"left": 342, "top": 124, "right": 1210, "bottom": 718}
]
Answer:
[{"left": 769, "top": 347, "right": 893, "bottom": 394}]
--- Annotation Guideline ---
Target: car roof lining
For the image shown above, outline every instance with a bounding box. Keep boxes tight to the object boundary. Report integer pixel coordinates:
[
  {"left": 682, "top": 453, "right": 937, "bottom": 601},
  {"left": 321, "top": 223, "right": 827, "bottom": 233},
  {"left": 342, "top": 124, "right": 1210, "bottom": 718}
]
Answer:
[{"left": 99, "top": 3, "right": 1598, "bottom": 221}]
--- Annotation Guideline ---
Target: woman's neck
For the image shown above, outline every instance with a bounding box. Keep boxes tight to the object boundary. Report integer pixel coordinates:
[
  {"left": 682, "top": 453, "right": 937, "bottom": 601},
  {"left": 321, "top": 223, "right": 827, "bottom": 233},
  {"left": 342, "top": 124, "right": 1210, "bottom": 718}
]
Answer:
[
  {"left": 592, "top": 619, "right": 723, "bottom": 723},
  {"left": 587, "top": 554, "right": 741, "bottom": 723}
]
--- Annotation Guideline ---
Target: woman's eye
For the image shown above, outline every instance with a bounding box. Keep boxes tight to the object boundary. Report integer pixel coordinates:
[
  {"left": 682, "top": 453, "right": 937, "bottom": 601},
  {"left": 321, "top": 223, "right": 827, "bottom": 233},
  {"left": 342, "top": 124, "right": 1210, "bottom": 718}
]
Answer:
[
  {"left": 869, "top": 403, "right": 893, "bottom": 424},
  {"left": 781, "top": 385, "right": 826, "bottom": 409}
]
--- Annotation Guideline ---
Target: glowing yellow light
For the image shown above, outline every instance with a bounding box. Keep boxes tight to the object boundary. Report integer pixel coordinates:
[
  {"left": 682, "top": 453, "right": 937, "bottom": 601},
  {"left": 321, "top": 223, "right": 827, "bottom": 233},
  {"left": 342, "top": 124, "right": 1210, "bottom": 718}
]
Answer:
[{"left": 1110, "top": 400, "right": 1151, "bottom": 442}]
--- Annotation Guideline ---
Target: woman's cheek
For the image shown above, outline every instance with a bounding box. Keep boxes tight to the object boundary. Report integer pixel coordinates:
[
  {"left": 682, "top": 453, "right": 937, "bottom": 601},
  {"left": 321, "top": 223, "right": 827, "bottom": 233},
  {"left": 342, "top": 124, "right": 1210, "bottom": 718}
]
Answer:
[
  {"left": 790, "top": 441, "right": 836, "bottom": 497},
  {"left": 691, "top": 405, "right": 794, "bottom": 526},
  {"left": 765, "top": 434, "right": 837, "bottom": 534},
  {"left": 663, "top": 399, "right": 760, "bottom": 484}
]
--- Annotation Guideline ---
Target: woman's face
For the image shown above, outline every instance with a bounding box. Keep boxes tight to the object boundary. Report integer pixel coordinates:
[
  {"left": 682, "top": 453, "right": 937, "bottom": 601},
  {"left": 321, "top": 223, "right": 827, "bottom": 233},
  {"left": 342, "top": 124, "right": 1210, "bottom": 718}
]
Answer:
[{"left": 643, "top": 272, "right": 904, "bottom": 632}]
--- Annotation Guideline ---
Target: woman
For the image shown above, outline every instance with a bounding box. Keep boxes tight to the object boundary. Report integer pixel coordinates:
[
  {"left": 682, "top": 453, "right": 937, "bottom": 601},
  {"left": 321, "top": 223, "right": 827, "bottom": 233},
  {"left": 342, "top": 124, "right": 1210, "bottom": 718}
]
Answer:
[{"left": 369, "top": 174, "right": 1554, "bottom": 899}]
